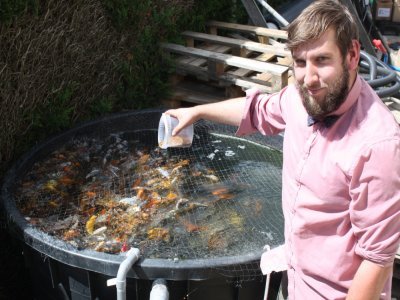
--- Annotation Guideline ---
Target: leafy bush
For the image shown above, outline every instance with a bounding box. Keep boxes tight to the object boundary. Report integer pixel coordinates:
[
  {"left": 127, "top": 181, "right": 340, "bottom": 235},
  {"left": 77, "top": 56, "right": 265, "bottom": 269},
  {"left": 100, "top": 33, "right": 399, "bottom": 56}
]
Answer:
[
  {"left": 0, "top": 0, "right": 251, "bottom": 176},
  {"left": 0, "top": 1, "right": 124, "bottom": 174},
  {"left": 101, "top": 0, "right": 189, "bottom": 109},
  {"left": 101, "top": 0, "right": 247, "bottom": 110},
  {"left": 0, "top": 0, "right": 32, "bottom": 23}
]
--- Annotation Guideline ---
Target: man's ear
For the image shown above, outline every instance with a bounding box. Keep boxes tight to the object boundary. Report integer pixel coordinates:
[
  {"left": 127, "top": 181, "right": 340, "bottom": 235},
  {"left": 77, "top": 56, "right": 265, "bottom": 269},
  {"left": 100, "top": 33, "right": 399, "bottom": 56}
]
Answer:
[{"left": 347, "top": 40, "right": 361, "bottom": 71}]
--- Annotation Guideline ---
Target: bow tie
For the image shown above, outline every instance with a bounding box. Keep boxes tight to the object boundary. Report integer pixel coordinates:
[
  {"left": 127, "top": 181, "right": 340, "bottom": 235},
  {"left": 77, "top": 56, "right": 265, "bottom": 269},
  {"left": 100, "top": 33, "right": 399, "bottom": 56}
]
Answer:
[{"left": 307, "top": 115, "right": 339, "bottom": 128}]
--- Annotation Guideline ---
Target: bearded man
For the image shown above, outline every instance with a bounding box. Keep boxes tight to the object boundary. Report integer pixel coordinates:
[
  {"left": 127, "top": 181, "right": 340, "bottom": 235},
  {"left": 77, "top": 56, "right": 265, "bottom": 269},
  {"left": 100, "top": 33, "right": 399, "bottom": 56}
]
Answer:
[{"left": 166, "top": 0, "right": 400, "bottom": 298}]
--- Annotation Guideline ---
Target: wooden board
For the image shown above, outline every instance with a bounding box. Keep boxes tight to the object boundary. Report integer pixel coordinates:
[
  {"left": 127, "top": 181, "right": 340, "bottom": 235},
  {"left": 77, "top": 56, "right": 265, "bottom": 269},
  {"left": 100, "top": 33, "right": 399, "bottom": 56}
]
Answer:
[
  {"left": 162, "top": 43, "right": 289, "bottom": 92},
  {"left": 182, "top": 31, "right": 290, "bottom": 57},
  {"left": 206, "top": 20, "right": 288, "bottom": 41},
  {"left": 162, "top": 21, "right": 292, "bottom": 106}
]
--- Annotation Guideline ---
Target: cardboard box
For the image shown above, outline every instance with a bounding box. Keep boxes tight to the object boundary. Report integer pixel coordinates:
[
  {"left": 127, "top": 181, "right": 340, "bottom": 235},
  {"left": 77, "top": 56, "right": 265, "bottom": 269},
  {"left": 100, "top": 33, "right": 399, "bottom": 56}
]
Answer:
[
  {"left": 374, "top": 0, "right": 393, "bottom": 21},
  {"left": 393, "top": 0, "right": 400, "bottom": 22}
]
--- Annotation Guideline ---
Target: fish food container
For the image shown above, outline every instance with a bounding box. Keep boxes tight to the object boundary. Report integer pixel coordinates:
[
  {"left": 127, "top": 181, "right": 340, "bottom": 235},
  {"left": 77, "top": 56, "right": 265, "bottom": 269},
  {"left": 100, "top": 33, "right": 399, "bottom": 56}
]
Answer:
[{"left": 158, "top": 113, "right": 193, "bottom": 149}]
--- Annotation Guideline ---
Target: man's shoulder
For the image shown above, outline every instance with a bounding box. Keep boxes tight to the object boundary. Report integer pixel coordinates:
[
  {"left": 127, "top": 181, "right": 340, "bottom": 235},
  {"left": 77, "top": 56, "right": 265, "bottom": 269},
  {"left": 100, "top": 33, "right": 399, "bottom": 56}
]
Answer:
[{"left": 354, "top": 80, "right": 399, "bottom": 138}]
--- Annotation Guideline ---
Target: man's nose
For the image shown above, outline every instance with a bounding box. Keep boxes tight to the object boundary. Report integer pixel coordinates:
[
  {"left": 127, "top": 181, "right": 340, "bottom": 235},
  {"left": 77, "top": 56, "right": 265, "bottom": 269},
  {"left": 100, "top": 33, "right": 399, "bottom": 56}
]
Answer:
[{"left": 304, "top": 64, "right": 319, "bottom": 86}]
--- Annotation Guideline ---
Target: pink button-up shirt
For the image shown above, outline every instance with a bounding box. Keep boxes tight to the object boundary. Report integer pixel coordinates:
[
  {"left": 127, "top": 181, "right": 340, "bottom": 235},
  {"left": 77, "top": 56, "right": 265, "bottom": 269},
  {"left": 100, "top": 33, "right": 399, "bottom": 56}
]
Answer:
[{"left": 237, "top": 75, "right": 400, "bottom": 299}]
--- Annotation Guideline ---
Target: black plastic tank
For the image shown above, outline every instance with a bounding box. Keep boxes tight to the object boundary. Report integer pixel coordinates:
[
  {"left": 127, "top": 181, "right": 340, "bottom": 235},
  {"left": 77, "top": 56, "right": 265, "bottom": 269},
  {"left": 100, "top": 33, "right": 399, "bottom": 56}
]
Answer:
[{"left": 1, "top": 109, "right": 285, "bottom": 300}]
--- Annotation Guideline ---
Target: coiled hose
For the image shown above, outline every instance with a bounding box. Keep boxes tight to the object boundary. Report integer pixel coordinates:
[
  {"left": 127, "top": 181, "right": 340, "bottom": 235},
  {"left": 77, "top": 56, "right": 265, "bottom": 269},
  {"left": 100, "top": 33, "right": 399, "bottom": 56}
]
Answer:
[{"left": 360, "top": 50, "right": 400, "bottom": 98}]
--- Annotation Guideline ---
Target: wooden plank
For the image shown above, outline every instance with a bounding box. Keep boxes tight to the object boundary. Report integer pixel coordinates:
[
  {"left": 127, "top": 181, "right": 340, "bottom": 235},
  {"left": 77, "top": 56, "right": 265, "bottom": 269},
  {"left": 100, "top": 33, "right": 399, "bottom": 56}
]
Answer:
[
  {"left": 201, "top": 44, "right": 232, "bottom": 53},
  {"left": 173, "top": 61, "right": 284, "bottom": 93},
  {"left": 206, "top": 20, "right": 288, "bottom": 40},
  {"left": 220, "top": 74, "right": 274, "bottom": 93},
  {"left": 174, "top": 62, "right": 209, "bottom": 81},
  {"left": 162, "top": 43, "right": 289, "bottom": 76},
  {"left": 227, "top": 68, "right": 255, "bottom": 78},
  {"left": 177, "top": 56, "right": 206, "bottom": 67},
  {"left": 228, "top": 53, "right": 275, "bottom": 77},
  {"left": 255, "top": 52, "right": 276, "bottom": 62},
  {"left": 227, "top": 33, "right": 252, "bottom": 41},
  {"left": 177, "top": 44, "right": 231, "bottom": 69},
  {"left": 182, "top": 31, "right": 290, "bottom": 57},
  {"left": 253, "top": 72, "right": 273, "bottom": 82},
  {"left": 277, "top": 56, "right": 293, "bottom": 66},
  {"left": 208, "top": 56, "right": 226, "bottom": 80},
  {"left": 270, "top": 38, "right": 287, "bottom": 48},
  {"left": 227, "top": 52, "right": 276, "bottom": 78}
]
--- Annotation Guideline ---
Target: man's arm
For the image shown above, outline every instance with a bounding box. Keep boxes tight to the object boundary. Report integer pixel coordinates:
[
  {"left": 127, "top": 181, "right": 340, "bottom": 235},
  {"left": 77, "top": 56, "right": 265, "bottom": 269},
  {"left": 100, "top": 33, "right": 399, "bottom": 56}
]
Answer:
[
  {"left": 346, "top": 259, "right": 392, "bottom": 300},
  {"left": 165, "top": 97, "right": 245, "bottom": 136}
]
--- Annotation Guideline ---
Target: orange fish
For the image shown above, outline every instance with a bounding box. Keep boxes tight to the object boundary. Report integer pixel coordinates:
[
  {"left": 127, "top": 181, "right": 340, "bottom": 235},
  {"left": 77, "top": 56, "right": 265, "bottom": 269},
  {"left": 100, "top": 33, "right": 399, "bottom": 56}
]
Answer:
[
  {"left": 166, "top": 191, "right": 177, "bottom": 201},
  {"left": 144, "top": 198, "right": 160, "bottom": 209},
  {"left": 211, "top": 188, "right": 229, "bottom": 196},
  {"left": 136, "top": 188, "right": 147, "bottom": 200},
  {"left": 211, "top": 188, "right": 234, "bottom": 200},
  {"left": 132, "top": 178, "right": 142, "bottom": 188},
  {"left": 138, "top": 154, "right": 150, "bottom": 165},
  {"left": 86, "top": 191, "right": 96, "bottom": 198},
  {"left": 182, "top": 220, "right": 206, "bottom": 233},
  {"left": 59, "top": 176, "right": 74, "bottom": 185},
  {"left": 86, "top": 215, "right": 97, "bottom": 234},
  {"left": 63, "top": 229, "right": 79, "bottom": 241},
  {"left": 147, "top": 227, "right": 170, "bottom": 242}
]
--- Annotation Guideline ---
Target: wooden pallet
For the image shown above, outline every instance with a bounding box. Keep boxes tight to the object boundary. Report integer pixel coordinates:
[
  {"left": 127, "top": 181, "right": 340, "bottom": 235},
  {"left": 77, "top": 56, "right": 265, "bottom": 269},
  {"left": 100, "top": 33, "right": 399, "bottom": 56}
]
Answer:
[
  {"left": 162, "top": 20, "right": 293, "bottom": 106},
  {"left": 206, "top": 20, "right": 288, "bottom": 43}
]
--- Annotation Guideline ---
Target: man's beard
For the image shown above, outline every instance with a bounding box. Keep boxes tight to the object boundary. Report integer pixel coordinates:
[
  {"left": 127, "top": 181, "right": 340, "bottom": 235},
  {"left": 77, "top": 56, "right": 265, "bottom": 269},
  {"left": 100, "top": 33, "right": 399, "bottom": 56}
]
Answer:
[{"left": 297, "top": 63, "right": 350, "bottom": 119}]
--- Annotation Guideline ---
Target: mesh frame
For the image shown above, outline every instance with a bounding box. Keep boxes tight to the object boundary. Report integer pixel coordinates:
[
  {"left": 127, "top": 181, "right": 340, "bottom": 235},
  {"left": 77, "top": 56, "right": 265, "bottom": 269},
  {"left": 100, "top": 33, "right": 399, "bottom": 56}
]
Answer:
[{"left": 1, "top": 109, "right": 284, "bottom": 281}]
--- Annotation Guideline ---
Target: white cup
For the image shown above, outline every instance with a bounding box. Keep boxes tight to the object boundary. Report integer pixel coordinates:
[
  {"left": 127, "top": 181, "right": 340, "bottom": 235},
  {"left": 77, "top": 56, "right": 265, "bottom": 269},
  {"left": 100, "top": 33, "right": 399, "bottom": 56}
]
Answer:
[{"left": 158, "top": 113, "right": 193, "bottom": 149}]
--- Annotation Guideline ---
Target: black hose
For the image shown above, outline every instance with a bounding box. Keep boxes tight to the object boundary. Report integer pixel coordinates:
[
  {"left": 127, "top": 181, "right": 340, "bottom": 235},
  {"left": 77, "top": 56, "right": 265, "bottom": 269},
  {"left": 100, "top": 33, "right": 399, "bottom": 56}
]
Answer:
[
  {"left": 360, "top": 51, "right": 396, "bottom": 87},
  {"left": 360, "top": 51, "right": 377, "bottom": 80},
  {"left": 375, "top": 80, "right": 400, "bottom": 98},
  {"left": 348, "top": 2, "right": 400, "bottom": 98},
  {"left": 374, "top": 56, "right": 400, "bottom": 98},
  {"left": 363, "top": 63, "right": 397, "bottom": 88},
  {"left": 359, "top": 51, "right": 400, "bottom": 98}
]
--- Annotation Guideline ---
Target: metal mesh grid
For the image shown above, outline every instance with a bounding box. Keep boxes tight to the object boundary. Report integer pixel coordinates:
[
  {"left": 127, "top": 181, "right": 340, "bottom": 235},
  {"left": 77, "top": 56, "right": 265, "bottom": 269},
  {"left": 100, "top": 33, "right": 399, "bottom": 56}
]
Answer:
[{"left": 7, "top": 110, "right": 284, "bottom": 280}]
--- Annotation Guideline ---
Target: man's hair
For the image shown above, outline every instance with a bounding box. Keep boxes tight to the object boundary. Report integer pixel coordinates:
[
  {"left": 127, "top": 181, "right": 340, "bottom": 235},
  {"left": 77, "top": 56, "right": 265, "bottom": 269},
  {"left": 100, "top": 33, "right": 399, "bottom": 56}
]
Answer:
[{"left": 286, "top": 0, "right": 359, "bottom": 58}]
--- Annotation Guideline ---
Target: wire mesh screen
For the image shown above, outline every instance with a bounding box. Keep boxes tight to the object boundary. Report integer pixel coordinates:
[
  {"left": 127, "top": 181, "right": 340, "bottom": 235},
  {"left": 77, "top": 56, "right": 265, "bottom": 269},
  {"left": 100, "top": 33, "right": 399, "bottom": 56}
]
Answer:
[{"left": 11, "top": 110, "right": 284, "bottom": 280}]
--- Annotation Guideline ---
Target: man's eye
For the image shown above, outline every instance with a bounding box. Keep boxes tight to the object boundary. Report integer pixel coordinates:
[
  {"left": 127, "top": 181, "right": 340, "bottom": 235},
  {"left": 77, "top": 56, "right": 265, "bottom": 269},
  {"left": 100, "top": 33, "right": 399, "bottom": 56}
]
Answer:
[
  {"left": 294, "top": 60, "right": 305, "bottom": 67},
  {"left": 317, "top": 57, "right": 329, "bottom": 63}
]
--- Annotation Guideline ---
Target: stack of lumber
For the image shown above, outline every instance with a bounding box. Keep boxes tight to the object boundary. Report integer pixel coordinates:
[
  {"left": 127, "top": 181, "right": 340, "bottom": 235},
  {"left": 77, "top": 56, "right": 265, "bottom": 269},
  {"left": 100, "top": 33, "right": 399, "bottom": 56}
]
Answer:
[{"left": 162, "top": 21, "right": 293, "bottom": 106}]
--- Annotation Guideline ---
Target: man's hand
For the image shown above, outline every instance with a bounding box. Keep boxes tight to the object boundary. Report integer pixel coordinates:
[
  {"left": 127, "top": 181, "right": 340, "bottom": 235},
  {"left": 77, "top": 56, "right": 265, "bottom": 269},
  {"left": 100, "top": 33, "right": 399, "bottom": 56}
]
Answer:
[
  {"left": 165, "top": 97, "right": 246, "bottom": 136},
  {"left": 165, "top": 107, "right": 199, "bottom": 136},
  {"left": 346, "top": 259, "right": 392, "bottom": 300}
]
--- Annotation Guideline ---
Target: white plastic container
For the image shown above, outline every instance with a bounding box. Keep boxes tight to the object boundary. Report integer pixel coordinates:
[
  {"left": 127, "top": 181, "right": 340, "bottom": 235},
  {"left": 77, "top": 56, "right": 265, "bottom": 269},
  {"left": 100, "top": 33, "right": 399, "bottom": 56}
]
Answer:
[{"left": 158, "top": 113, "right": 193, "bottom": 149}]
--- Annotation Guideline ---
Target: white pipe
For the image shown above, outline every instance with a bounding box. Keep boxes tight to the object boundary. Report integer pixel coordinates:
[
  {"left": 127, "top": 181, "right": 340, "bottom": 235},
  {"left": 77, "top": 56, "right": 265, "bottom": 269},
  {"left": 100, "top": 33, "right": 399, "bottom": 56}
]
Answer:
[
  {"left": 263, "top": 245, "right": 271, "bottom": 300},
  {"left": 150, "top": 279, "right": 169, "bottom": 300},
  {"left": 107, "top": 248, "right": 141, "bottom": 300},
  {"left": 264, "top": 275, "right": 271, "bottom": 300},
  {"left": 255, "top": 0, "right": 289, "bottom": 27}
]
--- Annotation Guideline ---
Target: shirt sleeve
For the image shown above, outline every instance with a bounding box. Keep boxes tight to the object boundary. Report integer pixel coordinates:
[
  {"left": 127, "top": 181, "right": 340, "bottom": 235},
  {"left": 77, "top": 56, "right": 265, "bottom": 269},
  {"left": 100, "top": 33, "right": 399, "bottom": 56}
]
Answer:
[
  {"left": 349, "top": 138, "right": 400, "bottom": 266},
  {"left": 236, "top": 87, "right": 287, "bottom": 136}
]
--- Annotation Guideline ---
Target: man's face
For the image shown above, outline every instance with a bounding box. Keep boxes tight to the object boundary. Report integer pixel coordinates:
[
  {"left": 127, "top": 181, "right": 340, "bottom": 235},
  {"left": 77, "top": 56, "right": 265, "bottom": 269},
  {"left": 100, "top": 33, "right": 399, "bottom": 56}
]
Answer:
[{"left": 292, "top": 29, "right": 350, "bottom": 119}]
